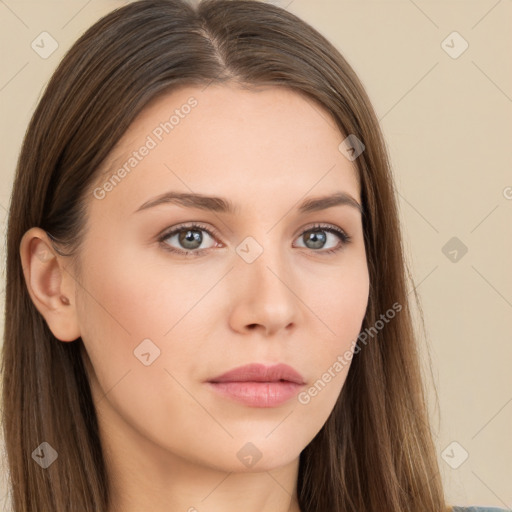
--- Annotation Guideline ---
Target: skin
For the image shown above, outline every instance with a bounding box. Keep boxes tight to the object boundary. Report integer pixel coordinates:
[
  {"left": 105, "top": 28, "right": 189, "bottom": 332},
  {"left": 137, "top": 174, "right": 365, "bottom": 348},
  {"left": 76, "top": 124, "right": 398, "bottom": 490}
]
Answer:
[{"left": 20, "top": 84, "right": 369, "bottom": 512}]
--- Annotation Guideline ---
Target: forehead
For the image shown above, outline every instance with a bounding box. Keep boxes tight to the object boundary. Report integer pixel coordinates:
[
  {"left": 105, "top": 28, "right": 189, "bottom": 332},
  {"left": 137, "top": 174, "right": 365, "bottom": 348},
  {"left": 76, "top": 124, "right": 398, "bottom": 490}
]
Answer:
[{"left": 91, "top": 84, "right": 361, "bottom": 217}]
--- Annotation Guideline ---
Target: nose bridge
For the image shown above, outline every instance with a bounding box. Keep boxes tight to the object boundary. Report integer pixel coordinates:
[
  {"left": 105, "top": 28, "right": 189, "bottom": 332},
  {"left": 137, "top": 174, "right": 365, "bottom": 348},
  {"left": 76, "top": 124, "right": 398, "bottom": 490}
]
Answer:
[
  {"left": 237, "top": 230, "right": 289, "bottom": 290},
  {"left": 231, "top": 231, "right": 300, "bottom": 335}
]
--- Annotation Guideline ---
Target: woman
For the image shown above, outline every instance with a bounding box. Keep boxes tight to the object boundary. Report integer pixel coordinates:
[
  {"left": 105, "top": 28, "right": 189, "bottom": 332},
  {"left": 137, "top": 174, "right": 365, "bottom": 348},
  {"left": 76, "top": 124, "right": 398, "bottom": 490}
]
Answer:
[{"left": 1, "top": 0, "right": 507, "bottom": 511}]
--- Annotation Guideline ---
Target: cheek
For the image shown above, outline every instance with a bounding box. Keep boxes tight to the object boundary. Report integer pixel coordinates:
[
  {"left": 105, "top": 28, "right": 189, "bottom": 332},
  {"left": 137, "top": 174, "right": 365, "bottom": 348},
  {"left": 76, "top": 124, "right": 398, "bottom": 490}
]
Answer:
[
  {"left": 308, "top": 256, "right": 369, "bottom": 340},
  {"left": 75, "top": 240, "right": 218, "bottom": 405},
  {"left": 300, "top": 257, "right": 369, "bottom": 390},
  {"left": 75, "top": 249, "right": 208, "bottom": 440},
  {"left": 77, "top": 237, "right": 212, "bottom": 340}
]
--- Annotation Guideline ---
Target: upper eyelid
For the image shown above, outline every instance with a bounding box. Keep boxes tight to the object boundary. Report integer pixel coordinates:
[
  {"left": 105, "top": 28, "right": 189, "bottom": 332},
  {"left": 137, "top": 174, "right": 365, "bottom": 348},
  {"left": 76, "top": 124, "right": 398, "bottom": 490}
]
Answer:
[
  {"left": 158, "top": 221, "right": 350, "bottom": 244},
  {"left": 159, "top": 222, "right": 219, "bottom": 240}
]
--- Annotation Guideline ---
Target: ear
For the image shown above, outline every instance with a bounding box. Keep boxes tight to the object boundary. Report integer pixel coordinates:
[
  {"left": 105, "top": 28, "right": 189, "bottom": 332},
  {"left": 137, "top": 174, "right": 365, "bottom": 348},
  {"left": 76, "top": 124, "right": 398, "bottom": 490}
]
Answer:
[{"left": 19, "top": 227, "right": 81, "bottom": 342}]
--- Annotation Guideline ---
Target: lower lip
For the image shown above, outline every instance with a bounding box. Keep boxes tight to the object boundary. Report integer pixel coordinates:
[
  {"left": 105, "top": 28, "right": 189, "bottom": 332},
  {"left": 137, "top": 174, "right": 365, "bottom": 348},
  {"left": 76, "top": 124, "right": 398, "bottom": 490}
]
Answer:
[{"left": 207, "top": 381, "right": 304, "bottom": 407}]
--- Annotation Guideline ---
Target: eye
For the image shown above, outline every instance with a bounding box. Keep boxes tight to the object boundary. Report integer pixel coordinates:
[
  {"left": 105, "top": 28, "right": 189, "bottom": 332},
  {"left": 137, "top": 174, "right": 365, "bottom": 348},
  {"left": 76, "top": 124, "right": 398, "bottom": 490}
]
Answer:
[
  {"left": 157, "top": 222, "right": 352, "bottom": 256},
  {"left": 158, "top": 222, "right": 219, "bottom": 256},
  {"left": 293, "top": 223, "right": 352, "bottom": 255}
]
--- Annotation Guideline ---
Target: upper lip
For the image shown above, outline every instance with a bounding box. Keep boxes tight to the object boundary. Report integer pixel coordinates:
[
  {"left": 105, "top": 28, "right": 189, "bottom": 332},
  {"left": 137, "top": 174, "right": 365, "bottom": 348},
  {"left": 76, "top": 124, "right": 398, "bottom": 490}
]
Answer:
[{"left": 208, "top": 363, "right": 305, "bottom": 385}]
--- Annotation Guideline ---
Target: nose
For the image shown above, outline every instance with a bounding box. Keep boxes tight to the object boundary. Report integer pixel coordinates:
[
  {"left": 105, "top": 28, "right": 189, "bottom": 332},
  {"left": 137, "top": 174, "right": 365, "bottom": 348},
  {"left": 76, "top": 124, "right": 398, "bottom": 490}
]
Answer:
[{"left": 228, "top": 243, "right": 301, "bottom": 338}]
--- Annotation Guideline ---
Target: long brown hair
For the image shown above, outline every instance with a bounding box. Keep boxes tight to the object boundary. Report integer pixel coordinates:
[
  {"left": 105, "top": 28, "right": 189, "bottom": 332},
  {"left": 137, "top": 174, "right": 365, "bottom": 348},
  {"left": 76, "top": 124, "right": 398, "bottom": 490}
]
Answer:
[{"left": 1, "top": 0, "right": 448, "bottom": 510}]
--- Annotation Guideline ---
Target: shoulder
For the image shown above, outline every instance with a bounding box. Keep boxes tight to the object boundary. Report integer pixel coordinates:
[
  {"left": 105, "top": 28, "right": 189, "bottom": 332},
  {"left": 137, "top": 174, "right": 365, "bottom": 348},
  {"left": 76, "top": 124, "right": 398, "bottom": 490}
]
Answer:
[{"left": 451, "top": 506, "right": 511, "bottom": 512}]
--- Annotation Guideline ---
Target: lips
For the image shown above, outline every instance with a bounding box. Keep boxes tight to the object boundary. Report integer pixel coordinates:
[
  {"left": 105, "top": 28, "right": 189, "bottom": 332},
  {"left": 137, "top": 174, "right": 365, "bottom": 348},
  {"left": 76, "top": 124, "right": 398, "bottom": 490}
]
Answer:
[
  {"left": 206, "top": 363, "right": 306, "bottom": 408},
  {"left": 208, "top": 363, "right": 305, "bottom": 385}
]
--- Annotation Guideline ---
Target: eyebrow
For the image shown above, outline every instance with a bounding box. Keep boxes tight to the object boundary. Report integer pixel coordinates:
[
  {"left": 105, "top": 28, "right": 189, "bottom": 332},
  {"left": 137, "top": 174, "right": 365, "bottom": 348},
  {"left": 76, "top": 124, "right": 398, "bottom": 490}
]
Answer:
[{"left": 133, "top": 191, "right": 363, "bottom": 216}]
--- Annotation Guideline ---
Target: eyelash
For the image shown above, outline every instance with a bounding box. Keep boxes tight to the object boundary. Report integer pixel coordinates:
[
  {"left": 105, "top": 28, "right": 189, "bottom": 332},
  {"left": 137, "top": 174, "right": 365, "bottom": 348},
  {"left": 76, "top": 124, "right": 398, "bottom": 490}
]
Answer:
[{"left": 157, "top": 222, "right": 352, "bottom": 257}]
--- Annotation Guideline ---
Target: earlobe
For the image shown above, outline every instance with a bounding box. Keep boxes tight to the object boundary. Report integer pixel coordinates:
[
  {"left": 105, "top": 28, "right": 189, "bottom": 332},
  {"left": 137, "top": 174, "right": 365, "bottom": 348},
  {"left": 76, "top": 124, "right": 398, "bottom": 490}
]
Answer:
[{"left": 19, "top": 227, "right": 81, "bottom": 342}]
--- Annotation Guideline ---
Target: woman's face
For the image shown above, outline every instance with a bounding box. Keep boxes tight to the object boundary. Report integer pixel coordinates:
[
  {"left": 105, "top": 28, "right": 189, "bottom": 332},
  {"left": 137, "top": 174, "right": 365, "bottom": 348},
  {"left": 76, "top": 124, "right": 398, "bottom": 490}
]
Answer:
[{"left": 73, "top": 84, "right": 369, "bottom": 473}]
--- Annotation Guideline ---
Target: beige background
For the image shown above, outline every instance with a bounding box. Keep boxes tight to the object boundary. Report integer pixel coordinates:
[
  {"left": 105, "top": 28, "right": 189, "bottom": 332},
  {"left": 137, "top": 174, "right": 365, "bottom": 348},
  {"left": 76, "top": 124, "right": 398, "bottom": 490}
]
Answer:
[{"left": 0, "top": 0, "right": 511, "bottom": 510}]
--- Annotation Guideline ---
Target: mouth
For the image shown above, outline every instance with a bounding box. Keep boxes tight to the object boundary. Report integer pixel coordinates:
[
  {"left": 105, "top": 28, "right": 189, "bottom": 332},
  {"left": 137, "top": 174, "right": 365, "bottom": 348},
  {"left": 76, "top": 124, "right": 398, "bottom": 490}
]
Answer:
[{"left": 206, "top": 363, "right": 306, "bottom": 408}]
